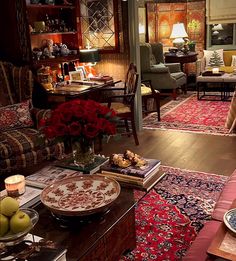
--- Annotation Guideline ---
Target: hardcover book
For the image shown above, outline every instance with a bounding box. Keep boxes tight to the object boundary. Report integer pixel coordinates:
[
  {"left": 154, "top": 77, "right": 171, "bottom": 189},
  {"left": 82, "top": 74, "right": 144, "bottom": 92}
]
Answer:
[
  {"left": 25, "top": 165, "right": 80, "bottom": 189},
  {"left": 101, "top": 158, "right": 161, "bottom": 178}
]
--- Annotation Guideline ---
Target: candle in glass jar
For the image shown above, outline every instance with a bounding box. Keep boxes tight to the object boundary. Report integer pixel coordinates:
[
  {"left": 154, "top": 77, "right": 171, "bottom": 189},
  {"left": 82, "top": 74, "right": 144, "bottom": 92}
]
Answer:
[
  {"left": 4, "top": 175, "right": 25, "bottom": 197},
  {"left": 212, "top": 67, "right": 219, "bottom": 74}
]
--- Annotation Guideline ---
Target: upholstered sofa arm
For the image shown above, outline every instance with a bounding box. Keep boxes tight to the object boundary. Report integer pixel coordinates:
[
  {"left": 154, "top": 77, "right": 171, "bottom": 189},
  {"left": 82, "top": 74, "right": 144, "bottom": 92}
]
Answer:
[
  {"left": 150, "top": 66, "right": 169, "bottom": 73},
  {"left": 31, "top": 108, "right": 52, "bottom": 129},
  {"left": 165, "top": 63, "right": 181, "bottom": 73}
]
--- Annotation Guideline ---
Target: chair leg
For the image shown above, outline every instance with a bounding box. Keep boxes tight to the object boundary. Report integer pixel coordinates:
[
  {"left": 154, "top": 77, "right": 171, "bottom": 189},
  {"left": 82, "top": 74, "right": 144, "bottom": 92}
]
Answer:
[
  {"left": 172, "top": 89, "right": 177, "bottom": 100},
  {"left": 124, "top": 119, "right": 130, "bottom": 134},
  {"left": 182, "top": 84, "right": 187, "bottom": 94},
  {"left": 154, "top": 94, "right": 161, "bottom": 121},
  {"left": 130, "top": 118, "right": 139, "bottom": 145}
]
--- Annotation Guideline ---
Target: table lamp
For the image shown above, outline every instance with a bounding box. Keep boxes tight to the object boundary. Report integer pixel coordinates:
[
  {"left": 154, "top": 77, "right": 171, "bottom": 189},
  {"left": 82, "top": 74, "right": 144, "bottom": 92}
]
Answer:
[
  {"left": 170, "top": 23, "right": 188, "bottom": 53},
  {"left": 79, "top": 48, "right": 101, "bottom": 78}
]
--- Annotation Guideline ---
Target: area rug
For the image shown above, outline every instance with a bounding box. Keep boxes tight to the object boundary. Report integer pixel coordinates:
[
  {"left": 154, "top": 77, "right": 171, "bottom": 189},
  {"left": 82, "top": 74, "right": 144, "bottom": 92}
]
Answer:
[
  {"left": 121, "top": 166, "right": 228, "bottom": 261},
  {"left": 143, "top": 93, "right": 235, "bottom": 135}
]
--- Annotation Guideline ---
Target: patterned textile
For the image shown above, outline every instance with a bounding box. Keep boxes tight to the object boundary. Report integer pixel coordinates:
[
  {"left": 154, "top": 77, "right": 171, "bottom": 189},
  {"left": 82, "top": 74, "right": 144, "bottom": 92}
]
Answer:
[
  {"left": 225, "top": 91, "right": 236, "bottom": 133},
  {"left": 0, "top": 100, "right": 33, "bottom": 131},
  {"left": 31, "top": 108, "right": 52, "bottom": 129},
  {"left": 0, "top": 142, "right": 64, "bottom": 174},
  {"left": 121, "top": 166, "right": 227, "bottom": 261},
  {"left": 143, "top": 93, "right": 235, "bottom": 136},
  {"left": 0, "top": 61, "right": 33, "bottom": 106}
]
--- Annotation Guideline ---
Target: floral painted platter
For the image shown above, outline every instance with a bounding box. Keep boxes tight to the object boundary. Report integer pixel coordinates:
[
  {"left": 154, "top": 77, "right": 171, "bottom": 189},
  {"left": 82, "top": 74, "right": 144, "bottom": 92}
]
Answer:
[
  {"left": 223, "top": 208, "right": 236, "bottom": 233},
  {"left": 40, "top": 175, "right": 121, "bottom": 216}
]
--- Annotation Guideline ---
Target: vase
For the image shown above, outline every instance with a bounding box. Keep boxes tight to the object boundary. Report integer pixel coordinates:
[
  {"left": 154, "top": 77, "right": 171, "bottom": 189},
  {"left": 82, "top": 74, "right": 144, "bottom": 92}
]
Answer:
[{"left": 71, "top": 139, "right": 95, "bottom": 168}]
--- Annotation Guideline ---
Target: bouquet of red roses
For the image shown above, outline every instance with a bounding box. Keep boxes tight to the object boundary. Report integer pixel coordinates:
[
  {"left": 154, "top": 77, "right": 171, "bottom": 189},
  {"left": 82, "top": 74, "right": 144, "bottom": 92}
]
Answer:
[{"left": 40, "top": 99, "right": 117, "bottom": 143}]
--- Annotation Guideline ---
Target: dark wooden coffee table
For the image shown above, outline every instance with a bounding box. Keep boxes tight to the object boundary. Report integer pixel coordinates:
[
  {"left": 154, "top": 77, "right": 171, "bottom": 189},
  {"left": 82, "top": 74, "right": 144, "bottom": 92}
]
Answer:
[{"left": 32, "top": 187, "right": 136, "bottom": 261}]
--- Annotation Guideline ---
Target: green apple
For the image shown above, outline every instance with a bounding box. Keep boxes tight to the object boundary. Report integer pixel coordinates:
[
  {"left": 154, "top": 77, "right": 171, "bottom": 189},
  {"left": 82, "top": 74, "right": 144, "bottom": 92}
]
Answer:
[
  {"left": 0, "top": 214, "right": 9, "bottom": 237},
  {"left": 0, "top": 196, "right": 19, "bottom": 217},
  {"left": 10, "top": 210, "right": 32, "bottom": 234}
]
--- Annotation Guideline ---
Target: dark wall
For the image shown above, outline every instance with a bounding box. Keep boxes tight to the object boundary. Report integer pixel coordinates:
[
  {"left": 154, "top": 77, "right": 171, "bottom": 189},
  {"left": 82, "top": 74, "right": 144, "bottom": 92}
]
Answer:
[{"left": 0, "top": 0, "right": 31, "bottom": 65}]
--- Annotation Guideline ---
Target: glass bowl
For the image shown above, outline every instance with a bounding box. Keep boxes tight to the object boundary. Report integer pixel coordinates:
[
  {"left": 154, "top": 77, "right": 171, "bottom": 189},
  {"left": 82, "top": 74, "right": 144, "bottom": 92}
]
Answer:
[{"left": 0, "top": 208, "right": 39, "bottom": 246}]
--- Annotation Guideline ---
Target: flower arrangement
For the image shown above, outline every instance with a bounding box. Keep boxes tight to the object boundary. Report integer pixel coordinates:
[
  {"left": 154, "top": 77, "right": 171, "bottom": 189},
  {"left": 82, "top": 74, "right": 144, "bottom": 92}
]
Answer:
[{"left": 40, "top": 99, "right": 117, "bottom": 148}]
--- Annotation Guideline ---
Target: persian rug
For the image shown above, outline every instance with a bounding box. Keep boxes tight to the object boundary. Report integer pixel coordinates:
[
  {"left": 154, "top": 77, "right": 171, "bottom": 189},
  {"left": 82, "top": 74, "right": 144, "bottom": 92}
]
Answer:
[
  {"left": 143, "top": 93, "right": 235, "bottom": 136},
  {"left": 121, "top": 166, "right": 228, "bottom": 261}
]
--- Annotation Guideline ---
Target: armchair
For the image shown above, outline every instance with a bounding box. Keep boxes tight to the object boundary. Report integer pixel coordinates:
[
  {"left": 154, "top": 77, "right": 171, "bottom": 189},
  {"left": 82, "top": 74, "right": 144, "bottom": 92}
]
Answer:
[{"left": 140, "top": 43, "right": 187, "bottom": 99}]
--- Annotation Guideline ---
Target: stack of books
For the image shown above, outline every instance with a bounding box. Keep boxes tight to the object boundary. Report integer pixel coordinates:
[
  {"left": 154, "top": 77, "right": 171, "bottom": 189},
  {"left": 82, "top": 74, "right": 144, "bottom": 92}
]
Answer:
[{"left": 99, "top": 157, "right": 163, "bottom": 191}]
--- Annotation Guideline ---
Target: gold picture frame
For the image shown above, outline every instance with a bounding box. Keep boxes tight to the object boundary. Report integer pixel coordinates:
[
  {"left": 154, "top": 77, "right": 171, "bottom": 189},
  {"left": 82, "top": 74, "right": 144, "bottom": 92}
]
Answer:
[{"left": 69, "top": 67, "right": 86, "bottom": 81}]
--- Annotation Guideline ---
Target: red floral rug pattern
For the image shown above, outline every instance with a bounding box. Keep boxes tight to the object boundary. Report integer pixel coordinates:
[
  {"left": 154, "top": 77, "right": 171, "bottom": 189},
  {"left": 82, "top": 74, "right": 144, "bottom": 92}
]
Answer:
[
  {"left": 143, "top": 94, "right": 234, "bottom": 135},
  {"left": 121, "top": 166, "right": 228, "bottom": 261}
]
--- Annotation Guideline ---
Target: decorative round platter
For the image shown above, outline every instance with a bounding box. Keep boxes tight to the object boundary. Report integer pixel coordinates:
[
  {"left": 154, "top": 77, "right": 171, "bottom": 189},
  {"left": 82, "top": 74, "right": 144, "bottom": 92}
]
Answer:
[
  {"left": 223, "top": 208, "right": 236, "bottom": 233},
  {"left": 0, "top": 208, "right": 39, "bottom": 246},
  {"left": 40, "top": 175, "right": 121, "bottom": 217}
]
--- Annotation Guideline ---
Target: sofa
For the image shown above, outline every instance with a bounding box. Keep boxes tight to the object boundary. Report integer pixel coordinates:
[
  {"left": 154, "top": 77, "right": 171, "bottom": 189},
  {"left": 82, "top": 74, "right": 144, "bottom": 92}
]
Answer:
[
  {"left": 0, "top": 61, "right": 64, "bottom": 176},
  {"left": 197, "top": 49, "right": 236, "bottom": 75},
  {"left": 140, "top": 43, "right": 187, "bottom": 99},
  {"left": 183, "top": 169, "right": 236, "bottom": 260}
]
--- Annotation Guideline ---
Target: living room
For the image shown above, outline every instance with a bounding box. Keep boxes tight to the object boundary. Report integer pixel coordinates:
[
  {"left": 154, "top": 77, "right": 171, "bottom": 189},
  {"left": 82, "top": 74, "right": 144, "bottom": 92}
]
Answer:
[{"left": 0, "top": 0, "right": 236, "bottom": 260}]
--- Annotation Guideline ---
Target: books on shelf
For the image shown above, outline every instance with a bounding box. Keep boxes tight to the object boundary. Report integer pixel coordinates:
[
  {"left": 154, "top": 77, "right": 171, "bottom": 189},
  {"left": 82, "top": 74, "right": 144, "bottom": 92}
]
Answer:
[
  {"left": 99, "top": 158, "right": 162, "bottom": 191},
  {"left": 56, "top": 155, "right": 109, "bottom": 174},
  {"left": 25, "top": 165, "right": 80, "bottom": 189},
  {"left": 0, "top": 186, "right": 42, "bottom": 208}
]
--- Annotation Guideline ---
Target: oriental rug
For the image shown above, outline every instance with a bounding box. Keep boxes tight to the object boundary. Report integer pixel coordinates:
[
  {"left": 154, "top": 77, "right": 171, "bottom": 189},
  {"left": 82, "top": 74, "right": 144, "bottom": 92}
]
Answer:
[
  {"left": 143, "top": 93, "right": 235, "bottom": 136},
  {"left": 121, "top": 166, "right": 228, "bottom": 261}
]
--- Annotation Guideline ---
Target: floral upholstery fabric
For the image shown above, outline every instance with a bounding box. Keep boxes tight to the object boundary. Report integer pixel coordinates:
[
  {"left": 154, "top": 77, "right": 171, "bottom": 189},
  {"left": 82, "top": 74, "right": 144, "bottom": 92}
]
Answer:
[{"left": 0, "top": 100, "right": 33, "bottom": 131}]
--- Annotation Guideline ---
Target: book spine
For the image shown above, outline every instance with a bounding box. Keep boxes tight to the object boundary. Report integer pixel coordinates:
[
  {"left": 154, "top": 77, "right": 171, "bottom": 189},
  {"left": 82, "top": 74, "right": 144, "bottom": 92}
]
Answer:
[
  {"left": 98, "top": 173, "right": 144, "bottom": 186},
  {"left": 25, "top": 180, "right": 47, "bottom": 189},
  {"left": 101, "top": 170, "right": 144, "bottom": 182}
]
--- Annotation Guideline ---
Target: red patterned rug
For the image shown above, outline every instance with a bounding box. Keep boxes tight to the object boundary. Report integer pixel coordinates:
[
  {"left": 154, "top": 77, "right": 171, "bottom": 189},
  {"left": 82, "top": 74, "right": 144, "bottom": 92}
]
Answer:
[
  {"left": 143, "top": 93, "right": 235, "bottom": 135},
  {"left": 121, "top": 166, "right": 228, "bottom": 261}
]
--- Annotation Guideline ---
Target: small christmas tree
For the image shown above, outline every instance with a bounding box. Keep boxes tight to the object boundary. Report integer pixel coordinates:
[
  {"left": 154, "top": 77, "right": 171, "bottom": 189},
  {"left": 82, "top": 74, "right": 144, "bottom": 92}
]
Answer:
[{"left": 209, "top": 51, "right": 224, "bottom": 67}]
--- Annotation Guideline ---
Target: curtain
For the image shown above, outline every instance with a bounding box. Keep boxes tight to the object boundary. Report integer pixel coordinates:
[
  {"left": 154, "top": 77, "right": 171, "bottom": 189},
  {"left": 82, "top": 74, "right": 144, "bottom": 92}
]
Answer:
[{"left": 206, "top": 0, "right": 236, "bottom": 24}]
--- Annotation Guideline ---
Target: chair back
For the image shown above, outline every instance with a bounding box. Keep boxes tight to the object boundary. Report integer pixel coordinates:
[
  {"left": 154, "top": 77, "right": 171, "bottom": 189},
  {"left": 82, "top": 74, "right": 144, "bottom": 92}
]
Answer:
[{"left": 124, "top": 63, "right": 139, "bottom": 105}]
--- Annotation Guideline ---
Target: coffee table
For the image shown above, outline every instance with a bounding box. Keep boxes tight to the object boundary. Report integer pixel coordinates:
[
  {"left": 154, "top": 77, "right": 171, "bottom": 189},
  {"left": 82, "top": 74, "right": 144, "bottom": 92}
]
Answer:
[
  {"left": 197, "top": 73, "right": 236, "bottom": 101},
  {"left": 31, "top": 187, "right": 136, "bottom": 261}
]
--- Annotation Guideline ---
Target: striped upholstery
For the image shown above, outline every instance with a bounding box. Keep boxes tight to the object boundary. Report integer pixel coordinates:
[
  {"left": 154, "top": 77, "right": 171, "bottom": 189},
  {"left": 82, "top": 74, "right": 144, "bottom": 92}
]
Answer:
[
  {"left": 225, "top": 91, "right": 236, "bottom": 133},
  {"left": 0, "top": 61, "right": 64, "bottom": 175},
  {"left": 211, "top": 169, "right": 236, "bottom": 221}
]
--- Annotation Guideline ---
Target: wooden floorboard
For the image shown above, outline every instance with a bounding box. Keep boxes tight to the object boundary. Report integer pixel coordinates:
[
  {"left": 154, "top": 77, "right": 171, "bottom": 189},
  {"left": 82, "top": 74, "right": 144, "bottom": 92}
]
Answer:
[{"left": 100, "top": 129, "right": 236, "bottom": 177}]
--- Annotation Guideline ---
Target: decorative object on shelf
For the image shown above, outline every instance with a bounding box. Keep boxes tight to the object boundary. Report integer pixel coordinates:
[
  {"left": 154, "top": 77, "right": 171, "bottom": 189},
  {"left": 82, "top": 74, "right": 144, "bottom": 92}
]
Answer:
[
  {"left": 40, "top": 175, "right": 121, "bottom": 216},
  {"left": 170, "top": 23, "right": 188, "bottom": 53},
  {"left": 4, "top": 175, "right": 26, "bottom": 197},
  {"left": 60, "top": 43, "right": 70, "bottom": 56},
  {"left": 41, "top": 39, "right": 55, "bottom": 58},
  {"left": 40, "top": 99, "right": 117, "bottom": 168},
  {"left": 187, "top": 41, "right": 196, "bottom": 52}
]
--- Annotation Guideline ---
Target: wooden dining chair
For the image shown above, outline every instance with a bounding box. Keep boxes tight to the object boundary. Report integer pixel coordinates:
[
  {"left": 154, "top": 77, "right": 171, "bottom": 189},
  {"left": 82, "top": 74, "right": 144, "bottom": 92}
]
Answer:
[{"left": 101, "top": 63, "right": 139, "bottom": 145}]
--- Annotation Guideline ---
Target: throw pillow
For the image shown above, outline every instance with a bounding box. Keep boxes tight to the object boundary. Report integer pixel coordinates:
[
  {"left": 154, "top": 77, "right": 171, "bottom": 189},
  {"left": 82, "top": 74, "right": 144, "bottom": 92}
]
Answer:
[
  {"left": 0, "top": 100, "right": 33, "bottom": 131},
  {"left": 231, "top": 55, "right": 236, "bottom": 67},
  {"left": 203, "top": 49, "right": 225, "bottom": 68}
]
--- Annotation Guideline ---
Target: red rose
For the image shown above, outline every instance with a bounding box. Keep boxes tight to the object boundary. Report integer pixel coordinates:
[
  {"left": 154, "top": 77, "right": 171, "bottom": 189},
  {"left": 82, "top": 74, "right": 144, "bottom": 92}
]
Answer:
[
  {"left": 44, "top": 126, "right": 56, "bottom": 139},
  {"left": 68, "top": 122, "right": 82, "bottom": 136},
  {"left": 53, "top": 123, "right": 68, "bottom": 137},
  {"left": 83, "top": 122, "right": 100, "bottom": 138},
  {"left": 104, "top": 122, "right": 116, "bottom": 135}
]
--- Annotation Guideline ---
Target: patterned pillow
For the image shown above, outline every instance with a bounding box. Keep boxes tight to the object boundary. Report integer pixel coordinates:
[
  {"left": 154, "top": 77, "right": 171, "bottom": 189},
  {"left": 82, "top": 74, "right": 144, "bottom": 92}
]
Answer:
[
  {"left": 203, "top": 49, "right": 225, "bottom": 68},
  {"left": 0, "top": 100, "right": 33, "bottom": 131}
]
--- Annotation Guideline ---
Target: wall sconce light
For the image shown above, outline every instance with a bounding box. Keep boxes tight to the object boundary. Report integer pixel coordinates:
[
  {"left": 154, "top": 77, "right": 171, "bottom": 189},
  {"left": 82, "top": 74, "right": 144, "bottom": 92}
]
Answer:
[{"left": 170, "top": 23, "right": 188, "bottom": 52}]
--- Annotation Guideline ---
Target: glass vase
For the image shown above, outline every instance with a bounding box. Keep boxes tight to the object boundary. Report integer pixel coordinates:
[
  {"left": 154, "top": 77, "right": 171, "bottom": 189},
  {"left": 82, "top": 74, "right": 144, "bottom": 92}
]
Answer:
[{"left": 71, "top": 139, "right": 95, "bottom": 168}]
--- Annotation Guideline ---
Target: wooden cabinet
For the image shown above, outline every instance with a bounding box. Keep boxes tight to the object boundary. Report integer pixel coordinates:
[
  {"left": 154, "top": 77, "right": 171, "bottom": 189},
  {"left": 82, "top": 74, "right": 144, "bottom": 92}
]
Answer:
[{"left": 26, "top": 1, "right": 80, "bottom": 71}]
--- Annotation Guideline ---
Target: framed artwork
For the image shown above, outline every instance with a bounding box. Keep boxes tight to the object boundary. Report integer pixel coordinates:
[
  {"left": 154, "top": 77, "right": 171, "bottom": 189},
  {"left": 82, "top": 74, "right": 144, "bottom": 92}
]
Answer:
[{"left": 69, "top": 67, "right": 86, "bottom": 81}]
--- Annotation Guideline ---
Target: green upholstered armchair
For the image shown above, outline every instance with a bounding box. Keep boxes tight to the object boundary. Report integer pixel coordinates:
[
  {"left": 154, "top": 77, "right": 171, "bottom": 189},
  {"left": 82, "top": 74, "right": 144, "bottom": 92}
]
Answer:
[{"left": 140, "top": 43, "right": 187, "bottom": 99}]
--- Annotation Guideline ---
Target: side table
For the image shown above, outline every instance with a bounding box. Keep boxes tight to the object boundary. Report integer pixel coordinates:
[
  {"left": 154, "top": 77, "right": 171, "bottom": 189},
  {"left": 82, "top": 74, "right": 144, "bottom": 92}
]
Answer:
[{"left": 164, "top": 52, "right": 198, "bottom": 72}]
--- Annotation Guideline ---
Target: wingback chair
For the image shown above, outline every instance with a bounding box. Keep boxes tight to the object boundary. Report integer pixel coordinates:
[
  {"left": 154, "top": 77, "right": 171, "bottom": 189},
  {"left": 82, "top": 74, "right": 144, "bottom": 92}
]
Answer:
[{"left": 140, "top": 43, "right": 187, "bottom": 99}]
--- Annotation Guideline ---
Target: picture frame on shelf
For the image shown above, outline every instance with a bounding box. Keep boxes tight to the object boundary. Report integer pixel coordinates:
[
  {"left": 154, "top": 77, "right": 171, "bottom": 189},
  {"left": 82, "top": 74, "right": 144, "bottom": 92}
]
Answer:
[{"left": 69, "top": 67, "right": 86, "bottom": 81}]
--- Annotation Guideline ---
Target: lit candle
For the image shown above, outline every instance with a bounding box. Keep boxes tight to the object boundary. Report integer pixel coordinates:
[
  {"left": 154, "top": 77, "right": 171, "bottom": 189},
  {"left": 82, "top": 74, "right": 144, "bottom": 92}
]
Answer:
[
  {"left": 212, "top": 67, "right": 219, "bottom": 74},
  {"left": 4, "top": 175, "right": 25, "bottom": 197}
]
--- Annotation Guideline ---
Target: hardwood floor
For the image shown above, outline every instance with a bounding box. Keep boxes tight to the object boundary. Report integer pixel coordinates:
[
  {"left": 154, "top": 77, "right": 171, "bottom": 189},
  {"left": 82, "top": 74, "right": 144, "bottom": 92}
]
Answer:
[{"left": 100, "top": 129, "right": 236, "bottom": 177}]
